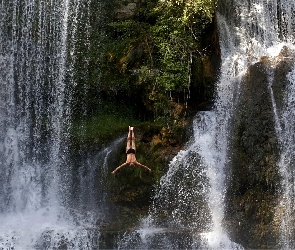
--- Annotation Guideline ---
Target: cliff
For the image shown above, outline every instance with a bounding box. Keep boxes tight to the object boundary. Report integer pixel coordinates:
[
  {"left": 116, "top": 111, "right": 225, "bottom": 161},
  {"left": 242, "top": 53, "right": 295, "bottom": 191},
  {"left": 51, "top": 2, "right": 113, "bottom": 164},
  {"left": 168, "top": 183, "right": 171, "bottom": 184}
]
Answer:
[
  {"left": 91, "top": 0, "right": 221, "bottom": 240},
  {"left": 225, "top": 46, "right": 295, "bottom": 248}
]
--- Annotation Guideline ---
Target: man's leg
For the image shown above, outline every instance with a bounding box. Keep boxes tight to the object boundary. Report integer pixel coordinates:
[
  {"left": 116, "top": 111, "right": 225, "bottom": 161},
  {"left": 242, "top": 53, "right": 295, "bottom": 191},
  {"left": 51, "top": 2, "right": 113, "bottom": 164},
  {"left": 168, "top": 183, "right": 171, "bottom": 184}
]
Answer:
[
  {"left": 126, "top": 126, "right": 132, "bottom": 152},
  {"left": 131, "top": 128, "right": 136, "bottom": 150}
]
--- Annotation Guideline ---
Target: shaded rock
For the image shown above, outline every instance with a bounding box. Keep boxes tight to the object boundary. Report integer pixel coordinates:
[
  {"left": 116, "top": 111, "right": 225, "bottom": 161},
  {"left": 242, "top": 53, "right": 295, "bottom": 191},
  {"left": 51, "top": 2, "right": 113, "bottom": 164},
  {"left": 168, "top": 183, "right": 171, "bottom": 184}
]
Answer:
[
  {"left": 149, "top": 149, "right": 212, "bottom": 231},
  {"left": 225, "top": 47, "right": 295, "bottom": 249},
  {"left": 115, "top": 1, "right": 138, "bottom": 20},
  {"left": 107, "top": 124, "right": 187, "bottom": 234},
  {"left": 225, "top": 60, "right": 277, "bottom": 248}
]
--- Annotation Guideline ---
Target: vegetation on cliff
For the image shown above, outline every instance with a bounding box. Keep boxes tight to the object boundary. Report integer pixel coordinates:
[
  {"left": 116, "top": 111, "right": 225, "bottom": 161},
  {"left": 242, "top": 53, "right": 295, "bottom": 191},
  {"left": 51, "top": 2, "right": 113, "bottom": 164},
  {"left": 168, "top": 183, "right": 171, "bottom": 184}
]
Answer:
[
  {"left": 100, "top": 0, "right": 218, "bottom": 123},
  {"left": 71, "top": 0, "right": 219, "bottom": 147},
  {"left": 68, "top": 0, "right": 219, "bottom": 232}
]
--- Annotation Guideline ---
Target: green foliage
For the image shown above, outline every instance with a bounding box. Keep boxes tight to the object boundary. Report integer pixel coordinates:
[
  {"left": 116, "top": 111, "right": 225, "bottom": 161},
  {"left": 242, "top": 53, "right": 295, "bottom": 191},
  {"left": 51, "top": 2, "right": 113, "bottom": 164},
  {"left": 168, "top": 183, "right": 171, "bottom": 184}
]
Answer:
[
  {"left": 72, "top": 102, "right": 140, "bottom": 143},
  {"left": 99, "top": 0, "right": 217, "bottom": 122},
  {"left": 100, "top": 20, "right": 150, "bottom": 92},
  {"left": 151, "top": 0, "right": 217, "bottom": 92},
  {"left": 161, "top": 0, "right": 217, "bottom": 25},
  {"left": 73, "top": 113, "right": 137, "bottom": 141}
]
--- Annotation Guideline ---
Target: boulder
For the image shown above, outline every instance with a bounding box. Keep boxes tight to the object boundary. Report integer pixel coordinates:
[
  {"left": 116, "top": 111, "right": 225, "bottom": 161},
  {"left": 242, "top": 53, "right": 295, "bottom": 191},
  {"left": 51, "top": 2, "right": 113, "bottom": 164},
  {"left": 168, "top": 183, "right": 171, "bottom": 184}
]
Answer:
[
  {"left": 225, "top": 47, "right": 295, "bottom": 248},
  {"left": 115, "top": 1, "right": 138, "bottom": 20}
]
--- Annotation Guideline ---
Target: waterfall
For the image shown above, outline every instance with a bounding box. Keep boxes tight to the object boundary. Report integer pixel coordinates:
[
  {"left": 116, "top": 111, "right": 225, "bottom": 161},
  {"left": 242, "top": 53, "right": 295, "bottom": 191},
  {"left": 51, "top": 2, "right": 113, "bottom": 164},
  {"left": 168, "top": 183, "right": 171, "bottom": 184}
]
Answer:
[
  {"left": 204, "top": 1, "right": 295, "bottom": 247},
  {"left": 116, "top": 0, "right": 295, "bottom": 249},
  {"left": 0, "top": 0, "right": 108, "bottom": 249},
  {"left": 253, "top": 0, "right": 295, "bottom": 248},
  {"left": 211, "top": 0, "right": 295, "bottom": 248},
  {"left": 214, "top": 0, "right": 295, "bottom": 248},
  {"left": 0, "top": 0, "right": 68, "bottom": 216},
  {"left": 276, "top": 66, "right": 295, "bottom": 248},
  {"left": 2, "top": 0, "right": 295, "bottom": 248}
]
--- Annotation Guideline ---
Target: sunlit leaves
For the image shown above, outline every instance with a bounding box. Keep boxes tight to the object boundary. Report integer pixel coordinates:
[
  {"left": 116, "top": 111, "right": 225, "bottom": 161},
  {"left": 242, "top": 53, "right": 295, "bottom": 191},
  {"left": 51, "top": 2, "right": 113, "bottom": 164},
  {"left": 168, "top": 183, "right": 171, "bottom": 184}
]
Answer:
[
  {"left": 100, "top": 0, "right": 217, "bottom": 121},
  {"left": 157, "top": 0, "right": 217, "bottom": 26},
  {"left": 151, "top": 0, "right": 217, "bottom": 95}
]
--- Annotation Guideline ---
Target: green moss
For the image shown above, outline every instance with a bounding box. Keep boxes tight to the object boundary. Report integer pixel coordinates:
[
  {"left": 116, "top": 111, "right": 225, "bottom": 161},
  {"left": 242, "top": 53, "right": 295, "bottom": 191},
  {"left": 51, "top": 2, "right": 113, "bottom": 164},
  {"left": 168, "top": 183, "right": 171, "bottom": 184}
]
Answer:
[{"left": 72, "top": 113, "right": 140, "bottom": 143}]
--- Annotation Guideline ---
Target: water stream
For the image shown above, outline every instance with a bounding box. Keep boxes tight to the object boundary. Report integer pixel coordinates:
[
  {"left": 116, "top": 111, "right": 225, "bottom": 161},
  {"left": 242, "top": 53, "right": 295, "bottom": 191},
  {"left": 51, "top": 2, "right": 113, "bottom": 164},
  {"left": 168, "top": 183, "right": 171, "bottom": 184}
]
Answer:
[
  {"left": 116, "top": 0, "right": 295, "bottom": 249},
  {"left": 1, "top": 0, "right": 295, "bottom": 249},
  {"left": 0, "top": 0, "right": 107, "bottom": 249},
  {"left": 276, "top": 66, "right": 295, "bottom": 249}
]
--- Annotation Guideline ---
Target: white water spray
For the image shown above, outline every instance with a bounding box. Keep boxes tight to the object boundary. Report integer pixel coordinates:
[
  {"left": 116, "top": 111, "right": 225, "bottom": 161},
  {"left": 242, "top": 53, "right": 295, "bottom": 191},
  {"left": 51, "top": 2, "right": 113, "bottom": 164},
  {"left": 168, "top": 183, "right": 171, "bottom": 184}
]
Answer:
[
  {"left": 0, "top": 0, "right": 106, "bottom": 249},
  {"left": 251, "top": 0, "right": 295, "bottom": 248},
  {"left": 206, "top": 0, "right": 295, "bottom": 247},
  {"left": 275, "top": 66, "right": 295, "bottom": 248},
  {"left": 118, "top": 0, "right": 295, "bottom": 249}
]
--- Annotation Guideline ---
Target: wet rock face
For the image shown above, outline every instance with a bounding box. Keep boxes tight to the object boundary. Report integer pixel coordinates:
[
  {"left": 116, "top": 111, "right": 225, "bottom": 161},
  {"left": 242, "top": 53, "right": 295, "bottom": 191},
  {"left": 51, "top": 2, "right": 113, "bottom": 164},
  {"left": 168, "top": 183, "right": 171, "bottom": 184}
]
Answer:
[
  {"left": 150, "top": 150, "right": 212, "bottom": 231},
  {"left": 272, "top": 46, "right": 295, "bottom": 111},
  {"left": 225, "top": 47, "right": 295, "bottom": 249},
  {"left": 115, "top": 0, "right": 139, "bottom": 20},
  {"left": 226, "top": 61, "right": 280, "bottom": 249}
]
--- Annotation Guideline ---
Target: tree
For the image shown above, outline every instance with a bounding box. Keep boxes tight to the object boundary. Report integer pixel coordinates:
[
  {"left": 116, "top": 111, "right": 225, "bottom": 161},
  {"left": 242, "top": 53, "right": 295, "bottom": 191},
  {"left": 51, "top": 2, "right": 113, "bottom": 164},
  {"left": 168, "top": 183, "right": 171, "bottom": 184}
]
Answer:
[{"left": 100, "top": 0, "right": 217, "bottom": 121}]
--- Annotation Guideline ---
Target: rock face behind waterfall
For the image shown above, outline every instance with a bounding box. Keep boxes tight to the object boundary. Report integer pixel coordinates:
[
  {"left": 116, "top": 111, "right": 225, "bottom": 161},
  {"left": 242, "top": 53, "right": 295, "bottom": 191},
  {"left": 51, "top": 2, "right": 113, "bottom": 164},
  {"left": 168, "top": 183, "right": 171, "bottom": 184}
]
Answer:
[{"left": 225, "top": 47, "right": 295, "bottom": 249}]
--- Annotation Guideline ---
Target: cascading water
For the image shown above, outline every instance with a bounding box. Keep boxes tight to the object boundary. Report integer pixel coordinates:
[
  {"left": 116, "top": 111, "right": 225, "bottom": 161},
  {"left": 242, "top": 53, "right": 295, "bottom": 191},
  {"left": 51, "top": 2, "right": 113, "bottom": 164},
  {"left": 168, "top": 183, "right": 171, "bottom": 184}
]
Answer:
[
  {"left": 2, "top": 0, "right": 295, "bottom": 248},
  {"left": 0, "top": 0, "right": 71, "bottom": 217},
  {"left": 275, "top": 63, "right": 295, "bottom": 248},
  {"left": 239, "top": 0, "right": 295, "bottom": 249},
  {"left": 0, "top": 0, "right": 111, "bottom": 249},
  {"left": 209, "top": 0, "right": 295, "bottom": 248},
  {"left": 116, "top": 0, "right": 295, "bottom": 249}
]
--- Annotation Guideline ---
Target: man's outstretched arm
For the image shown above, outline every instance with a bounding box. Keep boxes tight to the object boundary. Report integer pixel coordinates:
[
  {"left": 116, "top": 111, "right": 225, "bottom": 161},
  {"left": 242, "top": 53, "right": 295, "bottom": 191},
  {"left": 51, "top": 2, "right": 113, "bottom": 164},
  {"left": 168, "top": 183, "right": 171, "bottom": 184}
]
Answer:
[
  {"left": 111, "top": 162, "right": 129, "bottom": 174},
  {"left": 135, "top": 161, "right": 151, "bottom": 172}
]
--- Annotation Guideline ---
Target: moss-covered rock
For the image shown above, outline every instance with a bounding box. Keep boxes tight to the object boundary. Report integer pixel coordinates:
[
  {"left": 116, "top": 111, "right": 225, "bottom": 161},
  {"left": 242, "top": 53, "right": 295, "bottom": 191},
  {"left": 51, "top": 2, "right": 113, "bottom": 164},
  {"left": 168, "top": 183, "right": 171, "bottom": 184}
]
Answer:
[
  {"left": 107, "top": 123, "right": 187, "bottom": 225},
  {"left": 225, "top": 47, "right": 295, "bottom": 249},
  {"left": 68, "top": 0, "right": 221, "bottom": 241},
  {"left": 225, "top": 60, "right": 280, "bottom": 248}
]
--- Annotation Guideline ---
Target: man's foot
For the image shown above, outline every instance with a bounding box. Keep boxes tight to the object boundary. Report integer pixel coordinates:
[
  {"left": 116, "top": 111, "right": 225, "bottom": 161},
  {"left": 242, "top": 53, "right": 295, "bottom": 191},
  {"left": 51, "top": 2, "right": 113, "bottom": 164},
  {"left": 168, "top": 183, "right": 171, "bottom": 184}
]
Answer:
[
  {"left": 111, "top": 171, "right": 115, "bottom": 174},
  {"left": 130, "top": 126, "right": 134, "bottom": 130}
]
